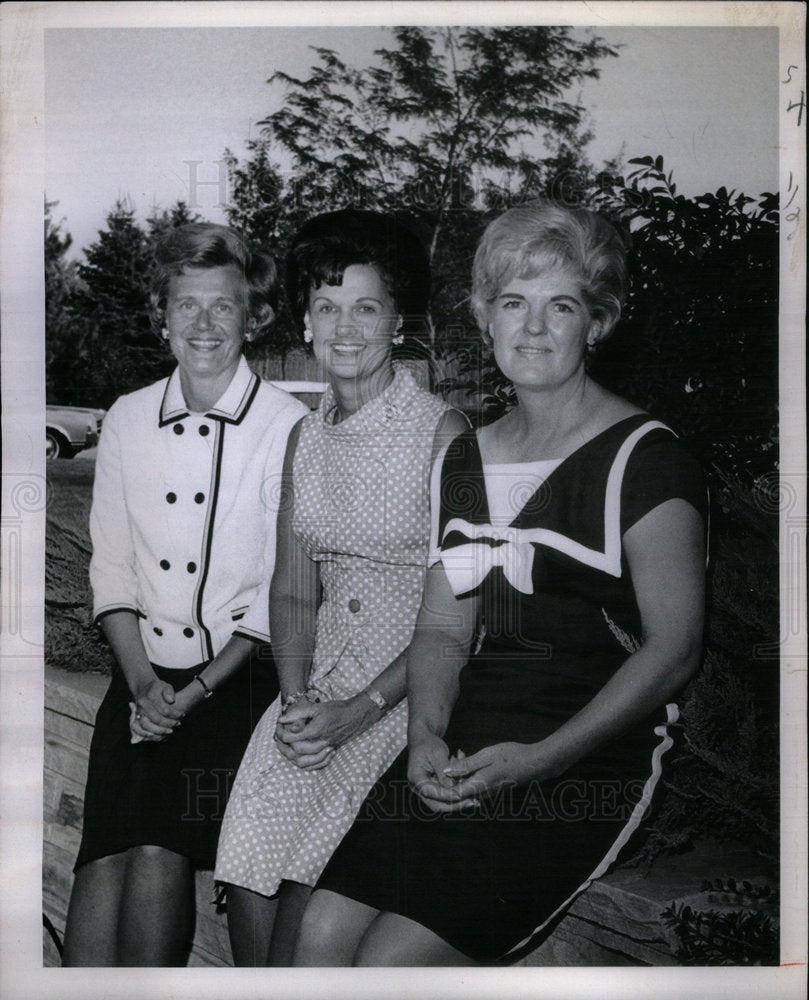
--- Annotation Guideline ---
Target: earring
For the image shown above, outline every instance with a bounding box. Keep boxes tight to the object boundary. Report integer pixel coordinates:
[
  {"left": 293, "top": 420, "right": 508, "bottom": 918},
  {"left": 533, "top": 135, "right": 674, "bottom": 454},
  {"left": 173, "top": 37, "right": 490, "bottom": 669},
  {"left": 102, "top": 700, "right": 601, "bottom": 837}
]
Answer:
[
  {"left": 161, "top": 327, "right": 169, "bottom": 340},
  {"left": 392, "top": 334, "right": 404, "bottom": 346},
  {"left": 303, "top": 326, "right": 313, "bottom": 344}
]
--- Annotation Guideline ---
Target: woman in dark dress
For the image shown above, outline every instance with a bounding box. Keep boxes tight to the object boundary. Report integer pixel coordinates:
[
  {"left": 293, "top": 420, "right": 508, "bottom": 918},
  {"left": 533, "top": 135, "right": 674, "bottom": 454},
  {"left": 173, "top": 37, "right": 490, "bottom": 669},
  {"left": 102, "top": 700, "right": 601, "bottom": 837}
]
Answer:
[{"left": 293, "top": 202, "right": 708, "bottom": 965}]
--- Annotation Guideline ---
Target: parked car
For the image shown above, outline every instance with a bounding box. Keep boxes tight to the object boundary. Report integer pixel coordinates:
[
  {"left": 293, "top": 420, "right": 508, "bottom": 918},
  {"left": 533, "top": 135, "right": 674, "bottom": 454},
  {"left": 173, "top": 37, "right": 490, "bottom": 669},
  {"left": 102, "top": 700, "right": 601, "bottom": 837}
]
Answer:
[{"left": 46, "top": 405, "right": 105, "bottom": 459}]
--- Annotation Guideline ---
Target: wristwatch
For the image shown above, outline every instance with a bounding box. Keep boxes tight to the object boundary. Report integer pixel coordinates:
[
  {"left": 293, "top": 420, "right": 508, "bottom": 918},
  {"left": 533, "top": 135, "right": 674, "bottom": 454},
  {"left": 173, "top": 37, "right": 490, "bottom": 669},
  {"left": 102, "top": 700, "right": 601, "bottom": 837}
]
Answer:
[{"left": 363, "top": 686, "right": 389, "bottom": 714}]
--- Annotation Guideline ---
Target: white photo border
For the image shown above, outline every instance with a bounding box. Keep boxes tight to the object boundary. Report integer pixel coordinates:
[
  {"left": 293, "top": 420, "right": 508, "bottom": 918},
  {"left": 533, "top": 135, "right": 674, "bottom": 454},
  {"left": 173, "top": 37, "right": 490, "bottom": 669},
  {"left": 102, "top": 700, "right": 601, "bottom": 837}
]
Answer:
[{"left": 1, "top": 2, "right": 805, "bottom": 998}]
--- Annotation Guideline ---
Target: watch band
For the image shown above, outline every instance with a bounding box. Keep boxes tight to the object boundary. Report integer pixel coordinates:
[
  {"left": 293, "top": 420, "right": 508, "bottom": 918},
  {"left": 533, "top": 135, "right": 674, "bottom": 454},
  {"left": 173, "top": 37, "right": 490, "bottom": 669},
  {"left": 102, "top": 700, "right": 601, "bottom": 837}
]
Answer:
[{"left": 363, "top": 686, "right": 389, "bottom": 714}]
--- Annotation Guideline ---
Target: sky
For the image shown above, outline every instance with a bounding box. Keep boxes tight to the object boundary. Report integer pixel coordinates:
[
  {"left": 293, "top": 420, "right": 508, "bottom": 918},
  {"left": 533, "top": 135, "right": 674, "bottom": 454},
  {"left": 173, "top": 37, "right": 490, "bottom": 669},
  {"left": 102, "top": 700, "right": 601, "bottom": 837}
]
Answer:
[{"left": 44, "top": 24, "right": 779, "bottom": 258}]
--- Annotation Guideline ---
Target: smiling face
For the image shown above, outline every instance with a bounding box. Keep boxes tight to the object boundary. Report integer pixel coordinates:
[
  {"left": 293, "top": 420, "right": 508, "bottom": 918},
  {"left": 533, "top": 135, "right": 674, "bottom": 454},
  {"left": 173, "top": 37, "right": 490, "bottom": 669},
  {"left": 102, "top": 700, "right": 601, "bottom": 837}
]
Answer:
[
  {"left": 165, "top": 265, "right": 248, "bottom": 393},
  {"left": 487, "top": 267, "right": 600, "bottom": 392},
  {"left": 306, "top": 263, "right": 400, "bottom": 388}
]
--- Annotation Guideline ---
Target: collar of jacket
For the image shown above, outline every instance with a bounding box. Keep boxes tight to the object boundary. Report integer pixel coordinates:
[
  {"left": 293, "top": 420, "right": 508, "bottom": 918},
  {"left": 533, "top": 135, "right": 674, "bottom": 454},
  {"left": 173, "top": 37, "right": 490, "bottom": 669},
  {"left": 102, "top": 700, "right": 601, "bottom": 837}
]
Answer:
[{"left": 158, "top": 356, "right": 260, "bottom": 427}]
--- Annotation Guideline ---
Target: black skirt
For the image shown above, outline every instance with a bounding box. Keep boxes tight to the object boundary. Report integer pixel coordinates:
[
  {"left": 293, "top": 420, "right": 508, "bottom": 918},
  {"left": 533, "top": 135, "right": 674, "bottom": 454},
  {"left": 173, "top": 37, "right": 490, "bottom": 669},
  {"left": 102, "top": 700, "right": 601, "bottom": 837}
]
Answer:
[
  {"left": 74, "top": 650, "right": 277, "bottom": 871},
  {"left": 317, "top": 717, "right": 667, "bottom": 963}
]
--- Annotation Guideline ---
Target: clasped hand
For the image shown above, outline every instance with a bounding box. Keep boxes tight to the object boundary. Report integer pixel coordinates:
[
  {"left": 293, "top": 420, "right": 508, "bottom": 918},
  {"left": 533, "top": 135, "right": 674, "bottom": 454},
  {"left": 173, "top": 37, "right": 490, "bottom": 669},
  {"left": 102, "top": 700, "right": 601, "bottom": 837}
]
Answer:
[
  {"left": 274, "top": 697, "right": 366, "bottom": 770},
  {"left": 408, "top": 736, "right": 541, "bottom": 813},
  {"left": 128, "top": 677, "right": 191, "bottom": 744}
]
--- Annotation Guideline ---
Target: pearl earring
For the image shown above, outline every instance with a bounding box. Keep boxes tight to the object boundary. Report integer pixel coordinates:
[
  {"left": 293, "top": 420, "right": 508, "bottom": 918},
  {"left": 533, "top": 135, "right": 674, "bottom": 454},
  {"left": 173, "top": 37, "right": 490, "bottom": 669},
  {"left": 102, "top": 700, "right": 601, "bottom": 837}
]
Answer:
[
  {"left": 161, "top": 328, "right": 169, "bottom": 340},
  {"left": 392, "top": 334, "right": 404, "bottom": 345},
  {"left": 303, "top": 326, "right": 313, "bottom": 344}
]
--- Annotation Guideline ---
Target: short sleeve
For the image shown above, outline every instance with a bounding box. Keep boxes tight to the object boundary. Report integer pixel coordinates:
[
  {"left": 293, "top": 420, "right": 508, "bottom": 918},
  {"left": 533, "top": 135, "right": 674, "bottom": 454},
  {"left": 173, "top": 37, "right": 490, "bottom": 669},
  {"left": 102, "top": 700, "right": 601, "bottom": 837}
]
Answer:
[{"left": 621, "top": 431, "right": 709, "bottom": 534}]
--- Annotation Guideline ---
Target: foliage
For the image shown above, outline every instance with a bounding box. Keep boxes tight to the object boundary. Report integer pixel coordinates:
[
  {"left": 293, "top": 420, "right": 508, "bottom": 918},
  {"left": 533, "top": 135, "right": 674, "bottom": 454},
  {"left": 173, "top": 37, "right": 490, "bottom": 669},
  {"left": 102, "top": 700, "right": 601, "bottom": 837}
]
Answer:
[
  {"left": 224, "top": 26, "right": 618, "bottom": 348},
  {"left": 661, "top": 880, "right": 779, "bottom": 965},
  {"left": 45, "top": 201, "right": 82, "bottom": 403},
  {"left": 591, "top": 157, "right": 779, "bottom": 483},
  {"left": 222, "top": 138, "right": 310, "bottom": 356}
]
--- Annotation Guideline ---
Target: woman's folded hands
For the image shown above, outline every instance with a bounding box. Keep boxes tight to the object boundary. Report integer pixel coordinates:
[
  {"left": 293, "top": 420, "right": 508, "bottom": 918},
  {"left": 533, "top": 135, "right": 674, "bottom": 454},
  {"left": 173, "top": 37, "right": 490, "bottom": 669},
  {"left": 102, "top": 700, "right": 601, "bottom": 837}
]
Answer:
[
  {"left": 274, "top": 694, "right": 379, "bottom": 769},
  {"left": 409, "top": 737, "right": 547, "bottom": 813},
  {"left": 127, "top": 677, "right": 185, "bottom": 743}
]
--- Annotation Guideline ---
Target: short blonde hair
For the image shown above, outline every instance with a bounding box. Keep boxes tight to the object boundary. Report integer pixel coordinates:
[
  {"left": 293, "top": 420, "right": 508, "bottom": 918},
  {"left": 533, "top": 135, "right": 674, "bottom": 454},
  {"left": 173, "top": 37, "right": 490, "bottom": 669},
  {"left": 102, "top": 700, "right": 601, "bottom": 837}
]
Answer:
[{"left": 471, "top": 202, "right": 628, "bottom": 339}]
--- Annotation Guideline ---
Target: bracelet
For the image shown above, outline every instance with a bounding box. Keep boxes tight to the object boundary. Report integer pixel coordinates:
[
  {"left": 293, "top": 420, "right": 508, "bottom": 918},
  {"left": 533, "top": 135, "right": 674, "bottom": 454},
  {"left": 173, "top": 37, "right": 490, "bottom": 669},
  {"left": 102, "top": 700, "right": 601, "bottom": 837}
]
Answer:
[
  {"left": 281, "top": 689, "right": 308, "bottom": 711},
  {"left": 362, "top": 686, "right": 389, "bottom": 714},
  {"left": 194, "top": 674, "right": 214, "bottom": 699}
]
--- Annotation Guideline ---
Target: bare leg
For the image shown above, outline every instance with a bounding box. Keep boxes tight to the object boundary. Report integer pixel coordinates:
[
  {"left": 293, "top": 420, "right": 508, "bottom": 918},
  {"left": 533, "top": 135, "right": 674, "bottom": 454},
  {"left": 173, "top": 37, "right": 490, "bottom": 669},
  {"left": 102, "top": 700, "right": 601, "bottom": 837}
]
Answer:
[
  {"left": 224, "top": 884, "right": 278, "bottom": 967},
  {"left": 267, "top": 880, "right": 312, "bottom": 966},
  {"left": 116, "top": 845, "right": 194, "bottom": 966},
  {"left": 356, "top": 910, "right": 476, "bottom": 967},
  {"left": 294, "top": 889, "right": 379, "bottom": 966},
  {"left": 62, "top": 852, "right": 127, "bottom": 966}
]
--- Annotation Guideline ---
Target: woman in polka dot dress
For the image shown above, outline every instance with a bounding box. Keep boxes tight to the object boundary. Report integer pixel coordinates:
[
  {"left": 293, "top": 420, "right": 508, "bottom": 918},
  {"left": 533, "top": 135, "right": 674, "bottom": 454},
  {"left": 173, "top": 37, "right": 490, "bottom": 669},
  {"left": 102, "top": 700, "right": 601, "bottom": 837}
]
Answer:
[{"left": 215, "top": 210, "right": 466, "bottom": 965}]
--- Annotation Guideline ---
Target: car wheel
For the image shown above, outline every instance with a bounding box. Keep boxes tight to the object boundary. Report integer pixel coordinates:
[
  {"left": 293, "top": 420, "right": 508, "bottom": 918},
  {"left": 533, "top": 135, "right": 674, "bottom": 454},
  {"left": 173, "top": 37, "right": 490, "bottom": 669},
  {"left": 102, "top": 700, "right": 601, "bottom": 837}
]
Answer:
[{"left": 46, "top": 430, "right": 72, "bottom": 459}]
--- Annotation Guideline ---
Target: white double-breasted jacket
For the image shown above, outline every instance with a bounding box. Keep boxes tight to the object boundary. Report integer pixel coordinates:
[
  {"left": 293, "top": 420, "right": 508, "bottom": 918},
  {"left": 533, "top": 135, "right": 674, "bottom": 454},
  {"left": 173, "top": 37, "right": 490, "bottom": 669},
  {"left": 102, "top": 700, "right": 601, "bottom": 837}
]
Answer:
[{"left": 89, "top": 357, "right": 308, "bottom": 668}]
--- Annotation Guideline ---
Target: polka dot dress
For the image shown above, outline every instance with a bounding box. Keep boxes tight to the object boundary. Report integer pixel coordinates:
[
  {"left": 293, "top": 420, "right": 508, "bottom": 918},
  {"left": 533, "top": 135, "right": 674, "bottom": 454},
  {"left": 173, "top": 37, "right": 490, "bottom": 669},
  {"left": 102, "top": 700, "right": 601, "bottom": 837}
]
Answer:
[{"left": 215, "top": 367, "right": 449, "bottom": 897}]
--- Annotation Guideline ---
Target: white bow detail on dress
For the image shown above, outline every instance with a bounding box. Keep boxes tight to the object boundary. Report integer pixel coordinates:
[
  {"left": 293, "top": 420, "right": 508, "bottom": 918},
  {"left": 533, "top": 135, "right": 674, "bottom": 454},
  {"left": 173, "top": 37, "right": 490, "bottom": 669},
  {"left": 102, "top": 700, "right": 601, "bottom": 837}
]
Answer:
[{"left": 440, "top": 518, "right": 547, "bottom": 595}]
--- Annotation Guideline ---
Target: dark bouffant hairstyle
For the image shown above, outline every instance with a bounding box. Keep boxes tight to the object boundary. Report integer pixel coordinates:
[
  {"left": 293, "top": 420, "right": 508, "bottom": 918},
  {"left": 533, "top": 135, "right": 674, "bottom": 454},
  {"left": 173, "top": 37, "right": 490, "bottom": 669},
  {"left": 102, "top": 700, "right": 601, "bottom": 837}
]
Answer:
[
  {"left": 149, "top": 223, "right": 278, "bottom": 337},
  {"left": 286, "top": 209, "right": 431, "bottom": 342}
]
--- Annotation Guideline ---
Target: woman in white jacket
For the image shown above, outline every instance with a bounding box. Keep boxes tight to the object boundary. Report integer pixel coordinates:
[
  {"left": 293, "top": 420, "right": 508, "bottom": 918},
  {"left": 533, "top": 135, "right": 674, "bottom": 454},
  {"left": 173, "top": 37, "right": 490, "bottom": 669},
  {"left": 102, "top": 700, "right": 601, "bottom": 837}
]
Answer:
[{"left": 61, "top": 223, "right": 307, "bottom": 966}]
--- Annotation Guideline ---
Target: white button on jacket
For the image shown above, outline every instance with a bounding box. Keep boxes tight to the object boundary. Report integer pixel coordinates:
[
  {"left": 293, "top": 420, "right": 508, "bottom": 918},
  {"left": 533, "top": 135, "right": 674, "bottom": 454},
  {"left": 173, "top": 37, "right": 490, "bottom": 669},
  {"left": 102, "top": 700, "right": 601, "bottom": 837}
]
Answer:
[{"left": 90, "top": 358, "right": 308, "bottom": 668}]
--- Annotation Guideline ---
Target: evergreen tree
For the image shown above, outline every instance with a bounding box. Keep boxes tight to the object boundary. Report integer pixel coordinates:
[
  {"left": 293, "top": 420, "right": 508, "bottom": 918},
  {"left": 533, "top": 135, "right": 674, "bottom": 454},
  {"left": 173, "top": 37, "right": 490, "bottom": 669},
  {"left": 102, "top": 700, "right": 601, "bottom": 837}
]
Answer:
[
  {"left": 44, "top": 199, "right": 82, "bottom": 403},
  {"left": 69, "top": 201, "right": 170, "bottom": 406},
  {"left": 145, "top": 200, "right": 200, "bottom": 242}
]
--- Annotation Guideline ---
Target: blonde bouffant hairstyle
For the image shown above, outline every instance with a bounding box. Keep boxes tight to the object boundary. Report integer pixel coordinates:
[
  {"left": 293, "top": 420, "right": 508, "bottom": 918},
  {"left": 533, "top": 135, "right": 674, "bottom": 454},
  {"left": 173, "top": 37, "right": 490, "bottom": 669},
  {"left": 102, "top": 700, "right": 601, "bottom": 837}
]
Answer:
[{"left": 471, "top": 202, "right": 629, "bottom": 343}]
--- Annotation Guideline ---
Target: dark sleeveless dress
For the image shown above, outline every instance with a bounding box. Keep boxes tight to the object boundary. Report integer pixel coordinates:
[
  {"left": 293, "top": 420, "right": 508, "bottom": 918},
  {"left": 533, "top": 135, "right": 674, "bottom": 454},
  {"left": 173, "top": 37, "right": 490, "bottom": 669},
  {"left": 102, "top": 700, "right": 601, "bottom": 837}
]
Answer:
[{"left": 317, "top": 415, "right": 708, "bottom": 962}]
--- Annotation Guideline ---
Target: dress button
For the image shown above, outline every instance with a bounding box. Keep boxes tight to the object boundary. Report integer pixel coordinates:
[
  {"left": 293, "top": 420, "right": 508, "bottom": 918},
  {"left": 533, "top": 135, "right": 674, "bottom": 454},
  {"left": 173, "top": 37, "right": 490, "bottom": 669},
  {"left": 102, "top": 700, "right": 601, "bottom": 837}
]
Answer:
[
  {"left": 173, "top": 424, "right": 184, "bottom": 435},
  {"left": 166, "top": 492, "right": 177, "bottom": 504},
  {"left": 198, "top": 424, "right": 210, "bottom": 437},
  {"left": 153, "top": 627, "right": 163, "bottom": 636},
  {"left": 194, "top": 492, "right": 205, "bottom": 504},
  {"left": 187, "top": 562, "right": 197, "bottom": 574},
  {"left": 160, "top": 559, "right": 170, "bottom": 570},
  {"left": 348, "top": 598, "right": 361, "bottom": 613},
  {"left": 183, "top": 627, "right": 194, "bottom": 638}
]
